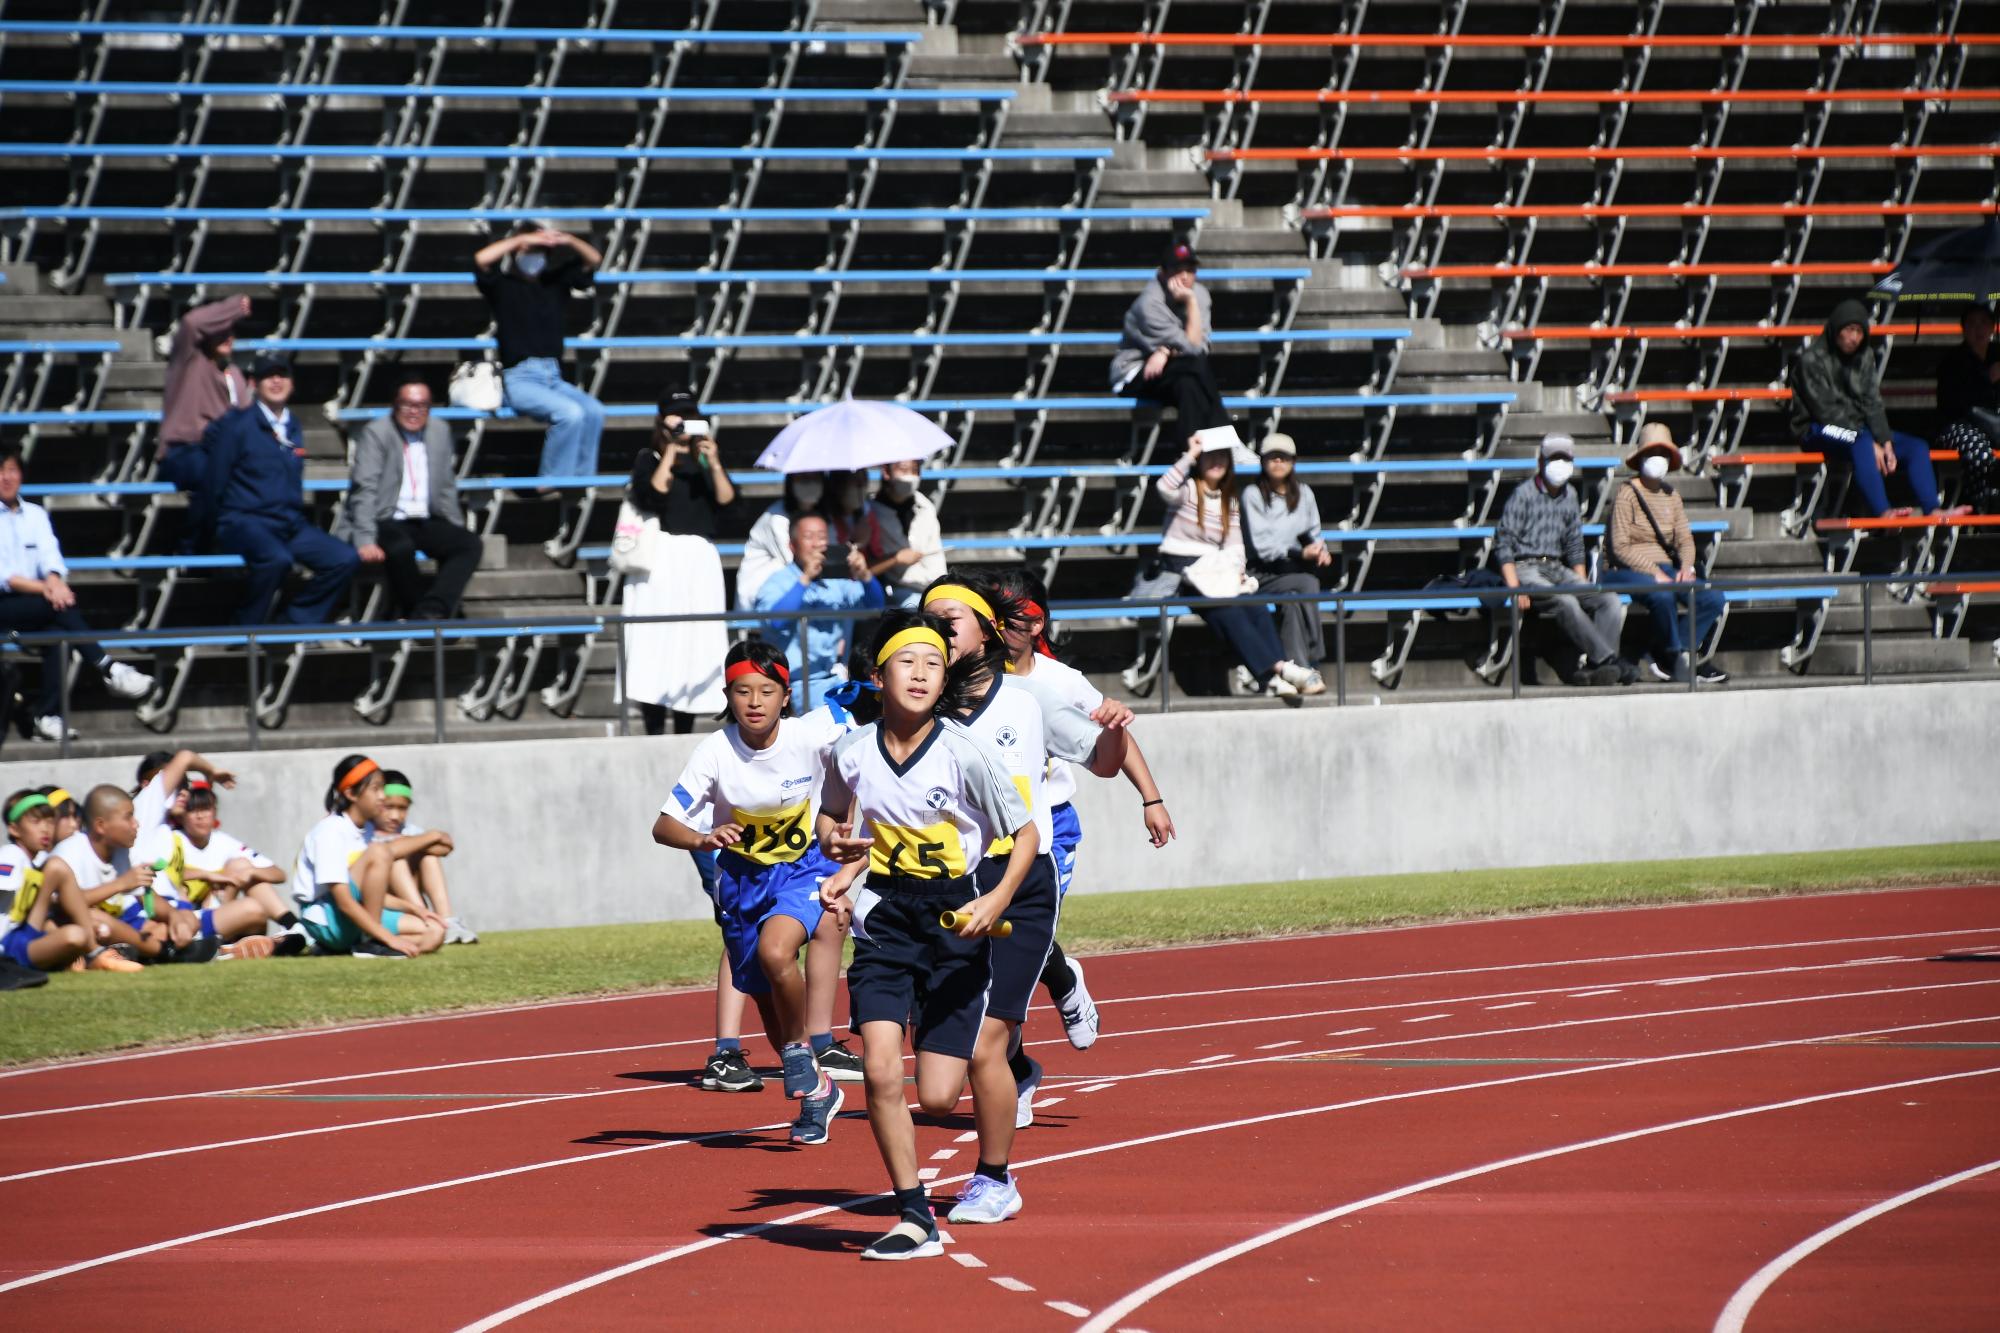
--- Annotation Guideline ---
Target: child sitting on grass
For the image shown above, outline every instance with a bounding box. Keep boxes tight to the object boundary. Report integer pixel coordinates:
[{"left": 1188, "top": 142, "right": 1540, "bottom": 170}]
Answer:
[
  {"left": 292, "top": 755, "right": 447, "bottom": 959},
  {"left": 148, "top": 778, "right": 311, "bottom": 958},
  {"left": 40, "top": 785, "right": 167, "bottom": 969},
  {"left": 372, "top": 770, "right": 475, "bottom": 945},
  {"left": 0, "top": 790, "right": 98, "bottom": 973}
]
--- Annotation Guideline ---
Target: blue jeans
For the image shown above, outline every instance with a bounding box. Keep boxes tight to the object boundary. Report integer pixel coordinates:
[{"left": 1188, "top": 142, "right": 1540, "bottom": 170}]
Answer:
[
  {"left": 502, "top": 357, "right": 605, "bottom": 480},
  {"left": 214, "top": 515, "right": 360, "bottom": 625},
  {"left": 1806, "top": 423, "right": 1939, "bottom": 515},
  {"left": 1600, "top": 567, "right": 1724, "bottom": 661}
]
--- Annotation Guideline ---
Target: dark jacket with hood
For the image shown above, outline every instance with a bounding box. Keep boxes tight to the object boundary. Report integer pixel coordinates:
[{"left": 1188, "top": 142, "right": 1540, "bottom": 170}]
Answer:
[{"left": 1788, "top": 298, "right": 1893, "bottom": 442}]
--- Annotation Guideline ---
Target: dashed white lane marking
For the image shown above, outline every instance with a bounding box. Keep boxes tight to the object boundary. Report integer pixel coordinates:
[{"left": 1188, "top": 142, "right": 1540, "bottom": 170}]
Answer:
[
  {"left": 1191, "top": 1054, "right": 1235, "bottom": 1065},
  {"left": 1655, "top": 977, "right": 1713, "bottom": 986},
  {"left": 1075, "top": 1064, "right": 2000, "bottom": 1333},
  {"left": 1403, "top": 1014, "right": 1453, "bottom": 1024},
  {"left": 930, "top": 1149, "right": 958, "bottom": 1161},
  {"left": 917, "top": 1168, "right": 940, "bottom": 1181},
  {"left": 1255, "top": 1041, "right": 1302, "bottom": 1051},
  {"left": 1077, "top": 1082, "right": 1118, "bottom": 1093},
  {"left": 1483, "top": 1001, "right": 1536, "bottom": 1010},
  {"left": 1330, "top": 1027, "right": 1373, "bottom": 1036},
  {"left": 1047, "top": 1300, "right": 1093, "bottom": 1317},
  {"left": 1034, "top": 1097, "right": 1066, "bottom": 1109},
  {"left": 951, "top": 1253, "right": 987, "bottom": 1269},
  {"left": 1569, "top": 990, "right": 1621, "bottom": 998},
  {"left": 1712, "top": 1156, "right": 2000, "bottom": 1333},
  {"left": 955, "top": 1130, "right": 980, "bottom": 1143},
  {"left": 992, "top": 1276, "right": 1035, "bottom": 1293}
]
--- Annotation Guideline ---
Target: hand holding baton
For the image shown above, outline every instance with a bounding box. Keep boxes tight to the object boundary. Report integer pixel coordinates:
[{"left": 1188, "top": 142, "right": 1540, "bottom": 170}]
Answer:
[{"left": 939, "top": 910, "right": 1012, "bottom": 938}]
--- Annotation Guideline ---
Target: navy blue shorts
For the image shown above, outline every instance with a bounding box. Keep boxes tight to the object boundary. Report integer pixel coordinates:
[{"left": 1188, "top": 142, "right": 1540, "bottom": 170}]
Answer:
[
  {"left": 713, "top": 846, "right": 833, "bottom": 996},
  {"left": 977, "top": 852, "right": 1060, "bottom": 1024},
  {"left": 846, "top": 873, "right": 991, "bottom": 1061}
]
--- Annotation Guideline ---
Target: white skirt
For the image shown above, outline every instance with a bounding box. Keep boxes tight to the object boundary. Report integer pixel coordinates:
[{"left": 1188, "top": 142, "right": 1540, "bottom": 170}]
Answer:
[{"left": 616, "top": 534, "right": 728, "bottom": 714}]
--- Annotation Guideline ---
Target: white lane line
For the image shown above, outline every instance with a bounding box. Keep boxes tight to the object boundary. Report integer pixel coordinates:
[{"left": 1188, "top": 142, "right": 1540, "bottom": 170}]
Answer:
[
  {"left": 1076, "top": 1065, "right": 2000, "bottom": 1333},
  {"left": 443, "top": 1008, "right": 2000, "bottom": 1331},
  {"left": 955, "top": 1130, "right": 980, "bottom": 1144},
  {"left": 1077, "top": 1082, "right": 1117, "bottom": 1093},
  {"left": 1655, "top": 978, "right": 1713, "bottom": 987},
  {"left": 1403, "top": 1015, "right": 1452, "bottom": 1025},
  {"left": 1712, "top": 1156, "right": 2000, "bottom": 1333},
  {"left": 992, "top": 1276, "right": 1036, "bottom": 1293},
  {"left": 917, "top": 1168, "right": 940, "bottom": 1182},
  {"left": 930, "top": 1149, "right": 958, "bottom": 1161},
  {"left": 1330, "top": 1028, "right": 1373, "bottom": 1036},
  {"left": 1569, "top": 990, "right": 1621, "bottom": 999},
  {"left": 1034, "top": 1097, "right": 1066, "bottom": 1109},
  {"left": 1483, "top": 1002, "right": 1535, "bottom": 1010},
  {"left": 1048, "top": 1300, "right": 1093, "bottom": 1317},
  {"left": 1191, "top": 1055, "right": 1236, "bottom": 1065},
  {"left": 1256, "top": 1041, "right": 1302, "bottom": 1051},
  {"left": 951, "top": 1252, "right": 987, "bottom": 1269}
]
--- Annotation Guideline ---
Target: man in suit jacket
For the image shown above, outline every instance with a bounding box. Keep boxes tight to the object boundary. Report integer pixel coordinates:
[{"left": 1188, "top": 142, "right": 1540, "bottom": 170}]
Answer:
[
  {"left": 203, "top": 353, "right": 360, "bottom": 625},
  {"left": 336, "top": 379, "right": 484, "bottom": 620}
]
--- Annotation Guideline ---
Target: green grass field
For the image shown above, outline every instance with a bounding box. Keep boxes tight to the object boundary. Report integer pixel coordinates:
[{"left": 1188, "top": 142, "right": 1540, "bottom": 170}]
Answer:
[{"left": 6, "top": 841, "right": 1996, "bottom": 1068}]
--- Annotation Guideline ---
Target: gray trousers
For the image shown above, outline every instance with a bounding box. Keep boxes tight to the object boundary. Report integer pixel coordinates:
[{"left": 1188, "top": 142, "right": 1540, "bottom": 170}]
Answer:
[
  {"left": 1513, "top": 559, "right": 1624, "bottom": 664},
  {"left": 1254, "top": 569, "right": 1324, "bottom": 665}
]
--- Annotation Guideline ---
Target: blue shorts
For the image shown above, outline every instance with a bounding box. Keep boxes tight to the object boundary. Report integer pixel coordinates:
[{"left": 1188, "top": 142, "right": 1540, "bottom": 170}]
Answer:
[
  {"left": 713, "top": 846, "right": 832, "bottom": 996},
  {"left": 1049, "top": 801, "right": 1082, "bottom": 899},
  {"left": 300, "top": 897, "right": 405, "bottom": 954},
  {"left": 122, "top": 897, "right": 215, "bottom": 937},
  {"left": 1, "top": 924, "right": 43, "bottom": 967},
  {"left": 118, "top": 898, "right": 150, "bottom": 930}
]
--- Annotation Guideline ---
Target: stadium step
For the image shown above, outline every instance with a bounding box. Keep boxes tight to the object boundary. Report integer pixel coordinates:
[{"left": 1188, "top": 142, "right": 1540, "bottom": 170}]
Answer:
[
  {"left": 0, "top": 264, "right": 44, "bottom": 294},
  {"left": 1806, "top": 634, "right": 1972, "bottom": 676}
]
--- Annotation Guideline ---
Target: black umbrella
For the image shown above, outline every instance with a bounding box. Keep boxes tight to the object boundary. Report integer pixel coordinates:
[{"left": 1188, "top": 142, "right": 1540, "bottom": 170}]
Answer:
[{"left": 1873, "top": 213, "right": 2000, "bottom": 305}]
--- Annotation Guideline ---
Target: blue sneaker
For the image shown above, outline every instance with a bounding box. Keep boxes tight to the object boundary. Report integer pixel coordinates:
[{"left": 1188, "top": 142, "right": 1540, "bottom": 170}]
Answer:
[
  {"left": 946, "top": 1171, "right": 1023, "bottom": 1224},
  {"left": 1014, "top": 1054, "right": 1042, "bottom": 1130},
  {"left": 791, "top": 1078, "right": 843, "bottom": 1145},
  {"left": 780, "top": 1042, "right": 820, "bottom": 1100}
]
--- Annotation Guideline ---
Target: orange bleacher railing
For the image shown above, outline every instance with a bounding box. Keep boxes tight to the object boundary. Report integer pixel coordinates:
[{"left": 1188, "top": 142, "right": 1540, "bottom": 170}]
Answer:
[
  {"left": 1020, "top": 32, "right": 1992, "bottom": 50},
  {"left": 1114, "top": 87, "right": 1999, "bottom": 106},
  {"left": 1604, "top": 387, "right": 1794, "bottom": 404},
  {"left": 1310, "top": 202, "right": 1999, "bottom": 222},
  {"left": 1714, "top": 449, "right": 1957, "bottom": 467},
  {"left": 1403, "top": 261, "right": 1894, "bottom": 281},
  {"left": 1501, "top": 323, "right": 1956, "bottom": 342}
]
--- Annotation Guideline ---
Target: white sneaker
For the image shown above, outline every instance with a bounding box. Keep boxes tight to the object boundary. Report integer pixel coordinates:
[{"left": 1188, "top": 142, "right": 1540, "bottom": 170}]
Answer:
[
  {"left": 1275, "top": 660, "right": 1324, "bottom": 694},
  {"left": 444, "top": 917, "right": 479, "bottom": 945},
  {"left": 946, "top": 1171, "right": 1023, "bottom": 1225},
  {"left": 32, "top": 715, "right": 74, "bottom": 742},
  {"left": 1265, "top": 674, "right": 1299, "bottom": 699},
  {"left": 1230, "top": 664, "right": 1258, "bottom": 696},
  {"left": 1013, "top": 1054, "right": 1042, "bottom": 1130},
  {"left": 1057, "top": 957, "right": 1100, "bottom": 1050},
  {"left": 103, "top": 661, "right": 154, "bottom": 701}
]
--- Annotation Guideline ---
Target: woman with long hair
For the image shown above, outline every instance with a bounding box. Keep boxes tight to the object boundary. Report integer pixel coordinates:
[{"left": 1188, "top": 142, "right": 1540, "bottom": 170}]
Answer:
[{"left": 1240, "top": 433, "right": 1331, "bottom": 687}]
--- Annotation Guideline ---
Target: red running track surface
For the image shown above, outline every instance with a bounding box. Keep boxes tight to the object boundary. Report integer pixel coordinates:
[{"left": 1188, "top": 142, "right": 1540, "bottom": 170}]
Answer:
[{"left": 1, "top": 885, "right": 1997, "bottom": 1330}]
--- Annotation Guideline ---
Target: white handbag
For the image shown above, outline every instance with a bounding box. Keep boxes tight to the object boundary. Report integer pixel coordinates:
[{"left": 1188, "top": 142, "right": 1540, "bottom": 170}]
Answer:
[
  {"left": 448, "top": 360, "right": 504, "bottom": 412},
  {"left": 608, "top": 500, "right": 663, "bottom": 576},
  {"left": 1183, "top": 545, "right": 1258, "bottom": 598}
]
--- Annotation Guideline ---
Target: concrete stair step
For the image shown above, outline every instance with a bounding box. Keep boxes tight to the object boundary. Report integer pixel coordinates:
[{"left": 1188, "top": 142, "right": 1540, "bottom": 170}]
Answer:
[
  {"left": 0, "top": 265, "right": 45, "bottom": 295},
  {"left": 1394, "top": 348, "right": 1510, "bottom": 378},
  {"left": 1823, "top": 601, "right": 1935, "bottom": 634},
  {"left": 0, "top": 295, "right": 111, "bottom": 324},
  {"left": 1807, "top": 633, "right": 1970, "bottom": 675},
  {"left": 1002, "top": 112, "right": 1118, "bottom": 140},
  {"left": 907, "top": 53, "right": 1020, "bottom": 82},
  {"left": 1710, "top": 538, "right": 1829, "bottom": 570}
]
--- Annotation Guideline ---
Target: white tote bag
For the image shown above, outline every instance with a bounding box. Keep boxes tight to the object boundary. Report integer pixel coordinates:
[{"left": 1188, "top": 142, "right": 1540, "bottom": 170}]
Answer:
[
  {"left": 1183, "top": 545, "right": 1257, "bottom": 598},
  {"left": 608, "top": 500, "right": 662, "bottom": 576},
  {"left": 448, "top": 360, "right": 504, "bottom": 412}
]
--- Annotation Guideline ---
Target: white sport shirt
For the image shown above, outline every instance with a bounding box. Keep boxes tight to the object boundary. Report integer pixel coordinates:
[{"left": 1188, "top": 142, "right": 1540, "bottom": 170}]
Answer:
[
  {"left": 1013, "top": 655, "right": 1105, "bottom": 808},
  {"left": 823, "top": 720, "right": 1029, "bottom": 881},
  {"left": 662, "top": 711, "right": 847, "bottom": 867},
  {"left": 949, "top": 673, "right": 1100, "bottom": 854},
  {"left": 291, "top": 812, "right": 370, "bottom": 907}
]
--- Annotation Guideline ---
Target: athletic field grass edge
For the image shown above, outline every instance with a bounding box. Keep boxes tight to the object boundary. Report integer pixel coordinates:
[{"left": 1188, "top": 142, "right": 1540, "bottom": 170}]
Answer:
[{"left": 6, "top": 841, "right": 1997, "bottom": 1068}]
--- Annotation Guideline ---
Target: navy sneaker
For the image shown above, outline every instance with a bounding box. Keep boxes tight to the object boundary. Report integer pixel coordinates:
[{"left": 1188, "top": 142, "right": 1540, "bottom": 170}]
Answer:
[
  {"left": 780, "top": 1042, "right": 820, "bottom": 1100},
  {"left": 790, "top": 1077, "right": 843, "bottom": 1146}
]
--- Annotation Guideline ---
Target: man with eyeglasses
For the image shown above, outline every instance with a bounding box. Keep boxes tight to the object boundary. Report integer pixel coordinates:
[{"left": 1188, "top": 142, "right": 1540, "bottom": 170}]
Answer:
[{"left": 336, "top": 378, "right": 484, "bottom": 621}]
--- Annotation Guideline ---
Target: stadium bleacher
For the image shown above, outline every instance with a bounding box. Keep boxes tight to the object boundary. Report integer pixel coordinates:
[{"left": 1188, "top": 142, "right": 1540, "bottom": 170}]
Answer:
[{"left": 1, "top": 0, "right": 1995, "bottom": 754}]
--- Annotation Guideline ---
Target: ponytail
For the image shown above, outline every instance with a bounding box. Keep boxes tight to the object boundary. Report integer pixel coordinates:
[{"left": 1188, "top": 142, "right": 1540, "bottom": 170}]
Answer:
[{"left": 326, "top": 753, "right": 379, "bottom": 813}]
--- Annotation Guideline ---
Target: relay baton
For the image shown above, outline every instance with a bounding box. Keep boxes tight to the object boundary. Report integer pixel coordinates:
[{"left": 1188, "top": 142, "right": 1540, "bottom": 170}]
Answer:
[{"left": 939, "top": 910, "right": 1012, "bottom": 938}]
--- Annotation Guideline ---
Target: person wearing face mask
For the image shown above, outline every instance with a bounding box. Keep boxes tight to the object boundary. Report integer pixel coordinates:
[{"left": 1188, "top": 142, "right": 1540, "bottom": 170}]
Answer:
[
  {"left": 1494, "top": 433, "right": 1632, "bottom": 687},
  {"left": 472, "top": 221, "right": 607, "bottom": 492},
  {"left": 620, "top": 386, "right": 737, "bottom": 735},
  {"left": 737, "top": 471, "right": 829, "bottom": 608},
  {"left": 1600, "top": 423, "right": 1728, "bottom": 685},
  {"left": 822, "top": 469, "right": 913, "bottom": 591},
  {"left": 873, "top": 459, "right": 945, "bottom": 609}
]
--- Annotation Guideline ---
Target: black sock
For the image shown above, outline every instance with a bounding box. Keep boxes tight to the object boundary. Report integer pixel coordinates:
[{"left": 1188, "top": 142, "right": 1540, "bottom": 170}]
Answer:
[
  {"left": 1040, "top": 939, "right": 1075, "bottom": 1004},
  {"left": 894, "top": 1185, "right": 930, "bottom": 1227},
  {"left": 276, "top": 912, "right": 298, "bottom": 929},
  {"left": 1009, "top": 1046, "right": 1035, "bottom": 1084},
  {"left": 976, "top": 1159, "right": 1009, "bottom": 1184}
]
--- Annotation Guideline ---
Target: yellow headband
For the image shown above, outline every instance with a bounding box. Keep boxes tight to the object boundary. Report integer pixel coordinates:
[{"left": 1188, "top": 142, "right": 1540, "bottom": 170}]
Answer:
[
  {"left": 922, "top": 583, "right": 996, "bottom": 628},
  {"left": 46, "top": 788, "right": 72, "bottom": 809},
  {"left": 875, "top": 626, "right": 949, "bottom": 667}
]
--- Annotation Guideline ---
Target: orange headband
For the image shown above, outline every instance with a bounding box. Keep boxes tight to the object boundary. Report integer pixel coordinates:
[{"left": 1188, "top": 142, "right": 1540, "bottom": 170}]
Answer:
[
  {"left": 725, "top": 658, "right": 790, "bottom": 686},
  {"left": 337, "top": 758, "right": 380, "bottom": 792}
]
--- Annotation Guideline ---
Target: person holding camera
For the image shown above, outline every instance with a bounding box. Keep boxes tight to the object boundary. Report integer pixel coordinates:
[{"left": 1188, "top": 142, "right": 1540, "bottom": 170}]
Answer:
[
  {"left": 749, "top": 511, "right": 884, "bottom": 710},
  {"left": 621, "top": 388, "right": 737, "bottom": 735}
]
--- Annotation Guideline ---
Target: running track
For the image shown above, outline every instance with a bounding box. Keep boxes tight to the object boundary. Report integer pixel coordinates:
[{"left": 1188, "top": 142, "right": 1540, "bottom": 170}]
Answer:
[{"left": 4, "top": 885, "right": 1997, "bottom": 1330}]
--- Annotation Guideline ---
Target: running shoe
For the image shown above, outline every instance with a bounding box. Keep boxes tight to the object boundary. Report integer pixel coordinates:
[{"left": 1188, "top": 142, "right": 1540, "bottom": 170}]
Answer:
[
  {"left": 1275, "top": 660, "right": 1326, "bottom": 695},
  {"left": 947, "top": 1172, "right": 1024, "bottom": 1225},
  {"left": 352, "top": 939, "right": 410, "bottom": 959},
  {"left": 701, "top": 1049, "right": 762, "bottom": 1092},
  {"left": 860, "top": 1217, "right": 943, "bottom": 1261},
  {"left": 780, "top": 1042, "right": 821, "bottom": 1099},
  {"left": 1057, "top": 957, "right": 1100, "bottom": 1050},
  {"left": 1013, "top": 1055, "right": 1043, "bottom": 1131},
  {"left": 87, "top": 947, "right": 144, "bottom": 973},
  {"left": 790, "top": 1077, "right": 843, "bottom": 1146},
  {"left": 104, "top": 661, "right": 155, "bottom": 701},
  {"left": 1695, "top": 662, "right": 1730, "bottom": 684},
  {"left": 0, "top": 958, "right": 47, "bottom": 990},
  {"left": 817, "top": 1038, "right": 865, "bottom": 1083},
  {"left": 444, "top": 917, "right": 480, "bottom": 945},
  {"left": 221, "top": 935, "right": 276, "bottom": 961},
  {"left": 273, "top": 923, "right": 311, "bottom": 957}
]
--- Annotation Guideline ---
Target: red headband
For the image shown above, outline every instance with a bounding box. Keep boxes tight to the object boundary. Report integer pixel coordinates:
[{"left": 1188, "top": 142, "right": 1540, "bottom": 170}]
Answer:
[
  {"left": 726, "top": 658, "right": 791, "bottom": 687},
  {"left": 1019, "top": 600, "right": 1056, "bottom": 658}
]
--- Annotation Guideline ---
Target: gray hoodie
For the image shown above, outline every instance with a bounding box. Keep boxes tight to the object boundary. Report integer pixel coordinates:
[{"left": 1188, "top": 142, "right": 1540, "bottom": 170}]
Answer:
[{"left": 1110, "top": 276, "right": 1213, "bottom": 389}]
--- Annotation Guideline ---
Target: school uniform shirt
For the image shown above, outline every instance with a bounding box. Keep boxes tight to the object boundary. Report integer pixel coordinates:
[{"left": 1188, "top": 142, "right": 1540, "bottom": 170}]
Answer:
[
  {"left": 0, "top": 496, "right": 68, "bottom": 583},
  {"left": 823, "top": 721, "right": 1032, "bottom": 881},
  {"left": 130, "top": 775, "right": 176, "bottom": 852},
  {"left": 950, "top": 674, "right": 1102, "bottom": 855},
  {"left": 662, "top": 712, "right": 848, "bottom": 867},
  {"left": 156, "top": 829, "right": 275, "bottom": 905},
  {"left": 291, "top": 813, "right": 371, "bottom": 907},
  {"left": 49, "top": 830, "right": 131, "bottom": 918},
  {"left": 0, "top": 841, "right": 44, "bottom": 929},
  {"left": 1017, "top": 656, "right": 1106, "bottom": 809}
]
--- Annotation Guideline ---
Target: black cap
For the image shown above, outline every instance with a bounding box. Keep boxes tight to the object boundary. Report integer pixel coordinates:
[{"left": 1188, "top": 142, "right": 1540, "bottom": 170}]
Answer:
[
  {"left": 1162, "top": 241, "right": 1200, "bottom": 272},
  {"left": 248, "top": 351, "right": 292, "bottom": 380},
  {"left": 657, "top": 386, "right": 702, "bottom": 419}
]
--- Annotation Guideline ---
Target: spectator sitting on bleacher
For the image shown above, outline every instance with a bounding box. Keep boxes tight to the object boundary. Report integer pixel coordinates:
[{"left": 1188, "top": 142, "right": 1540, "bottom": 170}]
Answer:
[
  {"left": 335, "top": 377, "right": 484, "bottom": 621},
  {"left": 826, "top": 469, "right": 915, "bottom": 588},
  {"left": 1599, "top": 424, "right": 1728, "bottom": 686},
  {"left": 1790, "top": 298, "right": 1968, "bottom": 519},
  {"left": 158, "top": 296, "right": 250, "bottom": 550},
  {"left": 622, "top": 388, "right": 734, "bottom": 736},
  {"left": 737, "top": 472, "right": 827, "bottom": 609},
  {"left": 1240, "top": 432, "right": 1331, "bottom": 675},
  {"left": 1155, "top": 436, "right": 1323, "bottom": 699},
  {"left": 876, "top": 459, "right": 946, "bottom": 610},
  {"left": 750, "top": 512, "right": 884, "bottom": 709},
  {"left": 204, "top": 354, "right": 361, "bottom": 626},
  {"left": 0, "top": 444, "right": 155, "bottom": 741},
  {"left": 1112, "top": 242, "right": 1232, "bottom": 446},
  {"left": 1936, "top": 305, "right": 2000, "bottom": 514},
  {"left": 472, "top": 223, "right": 607, "bottom": 495},
  {"left": 1496, "top": 434, "right": 1633, "bottom": 688}
]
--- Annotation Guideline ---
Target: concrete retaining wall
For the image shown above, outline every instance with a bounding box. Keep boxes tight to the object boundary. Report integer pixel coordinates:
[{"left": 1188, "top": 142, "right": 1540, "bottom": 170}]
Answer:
[{"left": 4, "top": 680, "right": 1992, "bottom": 932}]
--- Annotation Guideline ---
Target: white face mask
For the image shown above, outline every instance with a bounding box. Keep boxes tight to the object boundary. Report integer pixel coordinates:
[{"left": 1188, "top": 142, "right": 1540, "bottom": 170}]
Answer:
[
  {"left": 1640, "top": 455, "right": 1670, "bottom": 481},
  {"left": 1542, "top": 458, "right": 1574, "bottom": 490},
  {"left": 790, "top": 477, "right": 824, "bottom": 509},
  {"left": 516, "top": 250, "right": 547, "bottom": 278}
]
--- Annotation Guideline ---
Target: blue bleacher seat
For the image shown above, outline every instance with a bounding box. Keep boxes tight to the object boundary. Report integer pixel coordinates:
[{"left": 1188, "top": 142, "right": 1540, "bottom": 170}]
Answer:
[
  {"left": 2, "top": 144, "right": 1108, "bottom": 163},
  {"left": 104, "top": 266, "right": 1312, "bottom": 288},
  {"left": 0, "top": 80, "right": 1015, "bottom": 104},
  {"left": 0, "top": 21, "right": 923, "bottom": 45},
  {"left": 7, "top": 207, "right": 1198, "bottom": 226}
]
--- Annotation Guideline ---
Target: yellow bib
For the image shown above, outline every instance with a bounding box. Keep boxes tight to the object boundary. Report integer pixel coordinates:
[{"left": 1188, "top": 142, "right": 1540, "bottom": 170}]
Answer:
[
  {"left": 5, "top": 866, "right": 43, "bottom": 927},
  {"left": 727, "top": 799, "right": 813, "bottom": 867},
  {"left": 868, "top": 818, "right": 970, "bottom": 880}
]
